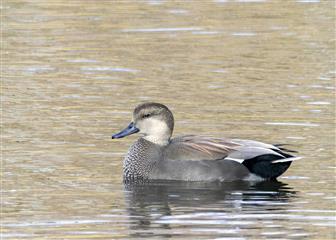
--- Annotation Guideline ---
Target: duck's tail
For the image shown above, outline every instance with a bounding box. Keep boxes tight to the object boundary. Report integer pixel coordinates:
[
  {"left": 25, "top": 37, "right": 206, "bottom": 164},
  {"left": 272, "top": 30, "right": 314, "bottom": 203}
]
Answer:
[{"left": 241, "top": 148, "right": 302, "bottom": 180}]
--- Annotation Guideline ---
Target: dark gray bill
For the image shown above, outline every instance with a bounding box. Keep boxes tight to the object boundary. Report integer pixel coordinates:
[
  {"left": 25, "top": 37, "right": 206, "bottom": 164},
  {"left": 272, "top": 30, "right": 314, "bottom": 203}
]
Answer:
[{"left": 112, "top": 122, "right": 139, "bottom": 139}]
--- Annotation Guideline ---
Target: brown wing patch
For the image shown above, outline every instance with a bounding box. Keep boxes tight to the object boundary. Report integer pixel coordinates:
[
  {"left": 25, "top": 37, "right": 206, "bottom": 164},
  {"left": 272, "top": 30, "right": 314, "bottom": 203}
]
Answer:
[{"left": 165, "top": 135, "right": 241, "bottom": 161}]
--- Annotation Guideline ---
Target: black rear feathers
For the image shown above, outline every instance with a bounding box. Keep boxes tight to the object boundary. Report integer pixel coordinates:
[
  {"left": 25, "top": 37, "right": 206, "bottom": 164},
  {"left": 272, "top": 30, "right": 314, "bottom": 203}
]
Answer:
[{"left": 242, "top": 152, "right": 293, "bottom": 180}]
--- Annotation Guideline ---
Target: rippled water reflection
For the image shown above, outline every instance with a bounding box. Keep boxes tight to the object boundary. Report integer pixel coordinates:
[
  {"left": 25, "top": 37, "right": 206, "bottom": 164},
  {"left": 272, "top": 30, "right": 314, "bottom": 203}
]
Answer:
[
  {"left": 124, "top": 181, "right": 299, "bottom": 238},
  {"left": 3, "top": 0, "right": 335, "bottom": 239}
]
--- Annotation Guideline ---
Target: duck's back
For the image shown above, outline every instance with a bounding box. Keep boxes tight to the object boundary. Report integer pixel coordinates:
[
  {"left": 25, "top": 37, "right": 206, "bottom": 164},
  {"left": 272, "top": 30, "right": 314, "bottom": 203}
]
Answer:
[{"left": 163, "top": 135, "right": 239, "bottom": 161}]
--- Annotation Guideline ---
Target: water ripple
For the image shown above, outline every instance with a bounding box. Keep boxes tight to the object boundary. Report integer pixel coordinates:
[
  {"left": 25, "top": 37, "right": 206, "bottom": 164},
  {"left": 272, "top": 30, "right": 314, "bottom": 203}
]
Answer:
[
  {"left": 265, "top": 122, "right": 319, "bottom": 127},
  {"left": 306, "top": 101, "right": 331, "bottom": 105},
  {"left": 81, "top": 66, "right": 138, "bottom": 73},
  {"left": 122, "top": 27, "right": 203, "bottom": 33}
]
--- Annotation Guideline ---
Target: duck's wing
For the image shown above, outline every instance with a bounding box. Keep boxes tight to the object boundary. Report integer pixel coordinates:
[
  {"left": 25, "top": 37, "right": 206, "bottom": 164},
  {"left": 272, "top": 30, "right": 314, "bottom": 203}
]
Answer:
[
  {"left": 164, "top": 135, "right": 241, "bottom": 161},
  {"left": 165, "top": 135, "right": 301, "bottom": 180},
  {"left": 165, "top": 136, "right": 300, "bottom": 162}
]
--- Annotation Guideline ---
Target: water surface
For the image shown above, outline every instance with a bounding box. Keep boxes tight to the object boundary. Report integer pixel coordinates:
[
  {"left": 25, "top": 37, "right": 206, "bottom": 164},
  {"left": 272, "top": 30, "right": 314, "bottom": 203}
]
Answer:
[{"left": 3, "top": 0, "right": 335, "bottom": 239}]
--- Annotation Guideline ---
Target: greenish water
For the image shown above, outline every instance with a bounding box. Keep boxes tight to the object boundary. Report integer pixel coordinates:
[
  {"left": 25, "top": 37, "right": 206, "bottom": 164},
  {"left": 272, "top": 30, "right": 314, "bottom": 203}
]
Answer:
[{"left": 2, "top": 0, "right": 335, "bottom": 239}]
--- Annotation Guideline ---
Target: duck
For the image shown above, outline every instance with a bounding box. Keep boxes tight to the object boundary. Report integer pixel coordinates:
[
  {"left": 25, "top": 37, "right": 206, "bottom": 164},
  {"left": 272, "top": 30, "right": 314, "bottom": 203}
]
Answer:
[{"left": 112, "top": 102, "right": 300, "bottom": 182}]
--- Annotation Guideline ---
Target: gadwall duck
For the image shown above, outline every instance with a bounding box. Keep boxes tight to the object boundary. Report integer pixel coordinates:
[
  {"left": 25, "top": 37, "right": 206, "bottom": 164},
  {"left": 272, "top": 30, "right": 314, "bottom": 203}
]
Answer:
[{"left": 112, "top": 102, "right": 300, "bottom": 182}]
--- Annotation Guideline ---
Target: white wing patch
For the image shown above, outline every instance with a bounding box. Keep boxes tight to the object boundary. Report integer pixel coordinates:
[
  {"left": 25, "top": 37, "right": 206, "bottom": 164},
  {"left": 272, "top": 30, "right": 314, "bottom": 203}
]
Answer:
[{"left": 224, "top": 157, "right": 245, "bottom": 164}]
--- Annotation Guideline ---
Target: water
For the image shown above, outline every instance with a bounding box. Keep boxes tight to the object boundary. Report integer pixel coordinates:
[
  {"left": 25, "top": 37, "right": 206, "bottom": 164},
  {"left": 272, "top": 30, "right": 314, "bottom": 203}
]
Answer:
[{"left": 2, "top": 0, "right": 335, "bottom": 239}]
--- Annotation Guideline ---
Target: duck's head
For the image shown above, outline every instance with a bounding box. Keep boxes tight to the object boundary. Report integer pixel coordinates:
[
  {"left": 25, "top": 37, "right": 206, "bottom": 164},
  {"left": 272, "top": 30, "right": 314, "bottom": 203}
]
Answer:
[{"left": 112, "top": 102, "right": 174, "bottom": 145}]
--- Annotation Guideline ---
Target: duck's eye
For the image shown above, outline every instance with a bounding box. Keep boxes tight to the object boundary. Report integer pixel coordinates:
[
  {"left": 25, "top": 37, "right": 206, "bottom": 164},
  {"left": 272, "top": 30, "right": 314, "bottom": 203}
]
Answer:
[{"left": 142, "top": 114, "right": 151, "bottom": 118}]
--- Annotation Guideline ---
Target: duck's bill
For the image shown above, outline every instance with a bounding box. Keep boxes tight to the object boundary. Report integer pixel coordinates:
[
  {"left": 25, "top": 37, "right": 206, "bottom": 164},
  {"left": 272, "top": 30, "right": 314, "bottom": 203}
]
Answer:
[{"left": 112, "top": 122, "right": 139, "bottom": 139}]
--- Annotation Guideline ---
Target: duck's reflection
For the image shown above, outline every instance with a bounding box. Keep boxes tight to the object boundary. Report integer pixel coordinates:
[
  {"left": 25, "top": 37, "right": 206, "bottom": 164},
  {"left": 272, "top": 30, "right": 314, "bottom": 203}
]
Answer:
[{"left": 123, "top": 180, "right": 296, "bottom": 238}]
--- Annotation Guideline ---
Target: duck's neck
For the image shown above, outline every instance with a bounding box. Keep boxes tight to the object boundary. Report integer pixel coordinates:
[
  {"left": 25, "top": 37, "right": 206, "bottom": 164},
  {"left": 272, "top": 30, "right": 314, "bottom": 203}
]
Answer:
[{"left": 143, "top": 135, "right": 170, "bottom": 146}]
